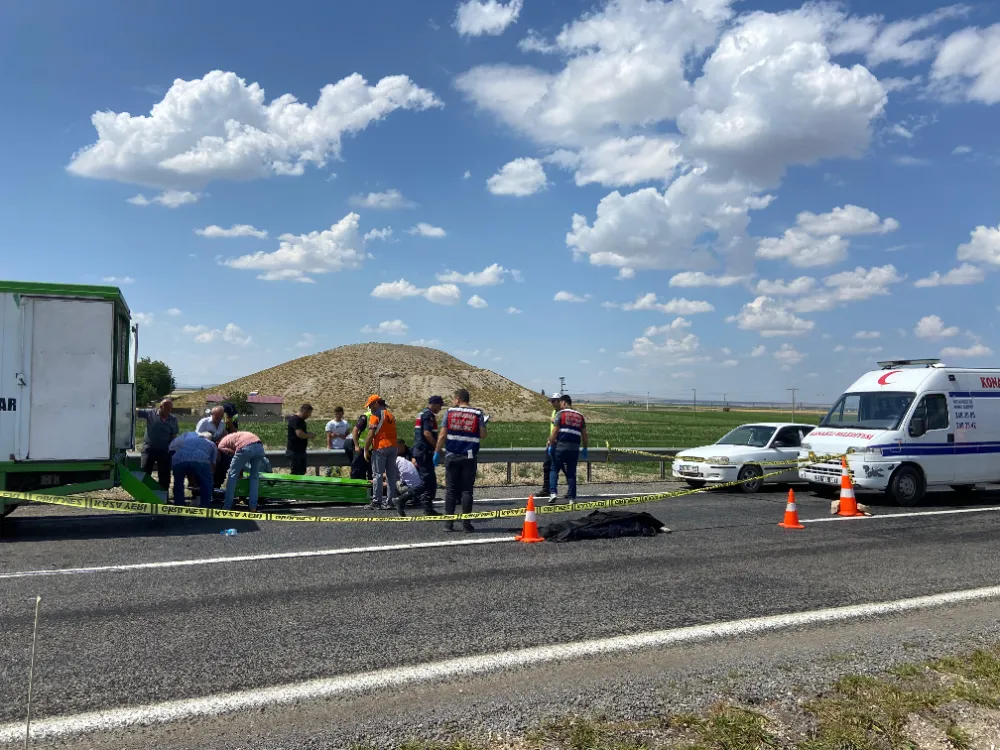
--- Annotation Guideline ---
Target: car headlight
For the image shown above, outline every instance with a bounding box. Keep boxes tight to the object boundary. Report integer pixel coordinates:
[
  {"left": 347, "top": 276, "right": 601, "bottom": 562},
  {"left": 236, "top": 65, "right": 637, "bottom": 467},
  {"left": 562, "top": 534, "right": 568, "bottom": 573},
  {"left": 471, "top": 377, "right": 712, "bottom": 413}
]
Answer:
[
  {"left": 864, "top": 446, "right": 883, "bottom": 457},
  {"left": 707, "top": 456, "right": 731, "bottom": 465},
  {"left": 846, "top": 446, "right": 862, "bottom": 455}
]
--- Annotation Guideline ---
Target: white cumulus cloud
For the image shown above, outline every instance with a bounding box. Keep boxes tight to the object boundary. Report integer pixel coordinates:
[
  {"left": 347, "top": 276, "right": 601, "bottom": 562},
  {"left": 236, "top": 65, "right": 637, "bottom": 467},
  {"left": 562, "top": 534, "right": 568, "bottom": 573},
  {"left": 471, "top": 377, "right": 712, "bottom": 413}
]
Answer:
[
  {"left": 941, "top": 342, "right": 994, "bottom": 358},
  {"left": 362, "top": 320, "right": 409, "bottom": 337},
  {"left": 350, "top": 189, "right": 417, "bottom": 210},
  {"left": 192, "top": 323, "right": 252, "bottom": 346},
  {"left": 102, "top": 276, "right": 135, "bottom": 285},
  {"left": 788, "top": 265, "right": 905, "bottom": 313},
  {"left": 750, "top": 345, "right": 767, "bottom": 357},
  {"left": 930, "top": 23, "right": 1000, "bottom": 105},
  {"left": 726, "top": 297, "right": 814, "bottom": 338},
  {"left": 371, "top": 279, "right": 461, "bottom": 305},
  {"left": 166, "top": 308, "right": 182, "bottom": 317},
  {"left": 407, "top": 223, "right": 447, "bottom": 238},
  {"left": 914, "top": 315, "right": 960, "bottom": 339},
  {"left": 487, "top": 158, "right": 548, "bottom": 196},
  {"left": 467, "top": 294, "right": 488, "bottom": 309},
  {"left": 757, "top": 205, "right": 899, "bottom": 268},
  {"left": 643, "top": 318, "right": 690, "bottom": 336},
  {"left": 127, "top": 190, "right": 199, "bottom": 208},
  {"left": 854, "top": 330, "right": 881, "bottom": 340},
  {"left": 454, "top": 0, "right": 523, "bottom": 37},
  {"left": 668, "top": 271, "right": 747, "bottom": 288},
  {"left": 773, "top": 343, "right": 807, "bottom": 369},
  {"left": 621, "top": 294, "right": 714, "bottom": 315},
  {"left": 222, "top": 213, "right": 365, "bottom": 283},
  {"left": 363, "top": 227, "right": 394, "bottom": 242},
  {"left": 914, "top": 263, "right": 985, "bottom": 287},
  {"left": 506, "top": 306, "right": 522, "bottom": 314},
  {"left": 195, "top": 224, "right": 268, "bottom": 239},
  {"left": 437, "top": 263, "right": 508, "bottom": 286},
  {"left": 755, "top": 277, "right": 817, "bottom": 296},
  {"left": 957, "top": 224, "right": 1000, "bottom": 266},
  {"left": 554, "top": 291, "right": 589, "bottom": 303},
  {"left": 69, "top": 71, "right": 440, "bottom": 189}
]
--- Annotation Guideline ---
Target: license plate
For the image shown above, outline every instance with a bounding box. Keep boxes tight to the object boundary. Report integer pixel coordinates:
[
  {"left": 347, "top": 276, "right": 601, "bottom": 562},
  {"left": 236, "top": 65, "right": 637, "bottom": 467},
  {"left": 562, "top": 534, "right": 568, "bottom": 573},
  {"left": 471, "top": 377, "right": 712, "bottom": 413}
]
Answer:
[{"left": 678, "top": 466, "right": 700, "bottom": 476}]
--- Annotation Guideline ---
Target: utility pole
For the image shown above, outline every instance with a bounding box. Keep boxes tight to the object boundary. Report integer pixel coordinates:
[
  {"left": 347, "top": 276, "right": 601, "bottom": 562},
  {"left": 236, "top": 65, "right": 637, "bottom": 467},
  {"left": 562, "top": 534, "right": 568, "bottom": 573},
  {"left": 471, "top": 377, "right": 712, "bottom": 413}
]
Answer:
[
  {"left": 787, "top": 388, "right": 798, "bottom": 421},
  {"left": 559, "top": 376, "right": 567, "bottom": 395},
  {"left": 692, "top": 389, "right": 697, "bottom": 412},
  {"left": 646, "top": 391, "right": 649, "bottom": 411}
]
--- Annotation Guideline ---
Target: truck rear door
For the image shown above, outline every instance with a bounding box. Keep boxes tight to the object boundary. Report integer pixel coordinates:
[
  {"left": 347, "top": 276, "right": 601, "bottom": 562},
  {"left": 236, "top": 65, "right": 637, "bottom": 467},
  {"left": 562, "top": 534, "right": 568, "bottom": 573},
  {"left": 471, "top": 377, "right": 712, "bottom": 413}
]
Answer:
[{"left": 25, "top": 298, "right": 114, "bottom": 461}]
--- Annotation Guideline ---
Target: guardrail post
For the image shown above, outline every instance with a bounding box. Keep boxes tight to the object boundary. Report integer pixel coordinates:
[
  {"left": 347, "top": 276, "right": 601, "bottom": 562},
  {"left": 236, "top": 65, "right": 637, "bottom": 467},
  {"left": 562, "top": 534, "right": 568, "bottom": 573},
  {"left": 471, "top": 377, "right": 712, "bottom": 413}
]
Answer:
[
  {"left": 586, "top": 461, "right": 592, "bottom": 482},
  {"left": 506, "top": 461, "right": 512, "bottom": 484},
  {"left": 659, "top": 460, "right": 665, "bottom": 479}
]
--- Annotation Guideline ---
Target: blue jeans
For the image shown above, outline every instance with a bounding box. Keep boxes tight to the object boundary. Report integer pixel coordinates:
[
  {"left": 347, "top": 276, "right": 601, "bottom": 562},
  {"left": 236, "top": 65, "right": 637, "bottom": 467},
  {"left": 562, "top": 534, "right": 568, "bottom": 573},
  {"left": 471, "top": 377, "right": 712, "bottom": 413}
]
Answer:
[
  {"left": 549, "top": 443, "right": 580, "bottom": 499},
  {"left": 223, "top": 442, "right": 265, "bottom": 510},
  {"left": 173, "top": 461, "right": 213, "bottom": 507}
]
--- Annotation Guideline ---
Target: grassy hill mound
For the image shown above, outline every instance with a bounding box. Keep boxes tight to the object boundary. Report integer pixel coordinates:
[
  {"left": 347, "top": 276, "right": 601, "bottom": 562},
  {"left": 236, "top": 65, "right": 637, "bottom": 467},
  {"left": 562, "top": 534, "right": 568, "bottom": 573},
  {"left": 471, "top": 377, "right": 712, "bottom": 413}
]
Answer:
[{"left": 174, "top": 343, "right": 551, "bottom": 421}]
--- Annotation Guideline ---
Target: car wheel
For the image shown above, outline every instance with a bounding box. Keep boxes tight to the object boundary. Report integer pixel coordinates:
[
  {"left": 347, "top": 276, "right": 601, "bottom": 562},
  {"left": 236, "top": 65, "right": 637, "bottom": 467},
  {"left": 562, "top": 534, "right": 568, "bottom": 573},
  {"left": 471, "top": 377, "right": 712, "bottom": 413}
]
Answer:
[
  {"left": 888, "top": 466, "right": 925, "bottom": 507},
  {"left": 737, "top": 464, "right": 763, "bottom": 493},
  {"left": 685, "top": 479, "right": 706, "bottom": 489}
]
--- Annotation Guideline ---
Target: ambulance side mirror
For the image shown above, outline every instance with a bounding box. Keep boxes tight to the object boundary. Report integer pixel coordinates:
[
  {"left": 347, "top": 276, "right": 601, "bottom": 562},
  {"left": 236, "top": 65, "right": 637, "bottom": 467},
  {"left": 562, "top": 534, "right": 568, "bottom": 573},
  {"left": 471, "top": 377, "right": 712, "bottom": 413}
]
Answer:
[{"left": 909, "top": 417, "right": 926, "bottom": 438}]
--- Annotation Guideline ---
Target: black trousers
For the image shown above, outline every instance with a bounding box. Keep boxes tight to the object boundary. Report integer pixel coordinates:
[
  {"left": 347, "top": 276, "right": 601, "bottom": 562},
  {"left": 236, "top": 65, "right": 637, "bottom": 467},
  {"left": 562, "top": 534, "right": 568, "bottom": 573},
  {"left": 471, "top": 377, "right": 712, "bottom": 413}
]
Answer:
[
  {"left": 350, "top": 451, "right": 372, "bottom": 481},
  {"left": 287, "top": 450, "right": 307, "bottom": 476},
  {"left": 444, "top": 455, "right": 477, "bottom": 519},
  {"left": 141, "top": 449, "right": 172, "bottom": 490},
  {"left": 541, "top": 455, "right": 552, "bottom": 494},
  {"left": 413, "top": 450, "right": 437, "bottom": 505}
]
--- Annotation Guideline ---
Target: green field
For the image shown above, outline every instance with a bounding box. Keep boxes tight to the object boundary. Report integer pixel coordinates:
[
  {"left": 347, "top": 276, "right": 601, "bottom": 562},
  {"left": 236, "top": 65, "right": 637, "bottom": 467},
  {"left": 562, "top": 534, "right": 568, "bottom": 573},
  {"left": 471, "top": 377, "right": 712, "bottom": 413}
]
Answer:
[{"left": 135, "top": 407, "right": 821, "bottom": 450}]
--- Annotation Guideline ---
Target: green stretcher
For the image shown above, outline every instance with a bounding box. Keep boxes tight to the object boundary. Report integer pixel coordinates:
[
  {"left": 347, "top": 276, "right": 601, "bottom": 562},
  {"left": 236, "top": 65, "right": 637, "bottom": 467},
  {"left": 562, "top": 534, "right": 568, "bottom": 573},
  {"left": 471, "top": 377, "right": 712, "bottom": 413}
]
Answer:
[{"left": 232, "top": 472, "right": 372, "bottom": 505}]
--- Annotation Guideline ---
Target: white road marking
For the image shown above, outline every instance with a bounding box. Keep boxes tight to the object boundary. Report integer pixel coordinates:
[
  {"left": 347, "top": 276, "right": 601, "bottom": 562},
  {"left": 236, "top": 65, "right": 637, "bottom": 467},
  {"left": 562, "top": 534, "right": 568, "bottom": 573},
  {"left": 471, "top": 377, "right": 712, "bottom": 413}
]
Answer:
[
  {"left": 0, "top": 537, "right": 516, "bottom": 581},
  {"left": 3, "top": 583, "right": 1000, "bottom": 743},
  {"left": 802, "top": 505, "right": 1000, "bottom": 523}
]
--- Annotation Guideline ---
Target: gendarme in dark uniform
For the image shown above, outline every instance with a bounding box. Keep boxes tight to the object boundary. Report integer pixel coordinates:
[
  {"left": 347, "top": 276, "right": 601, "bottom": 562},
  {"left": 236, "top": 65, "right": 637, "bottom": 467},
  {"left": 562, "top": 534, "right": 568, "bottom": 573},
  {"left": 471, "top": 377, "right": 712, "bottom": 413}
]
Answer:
[
  {"left": 412, "top": 396, "right": 444, "bottom": 516},
  {"left": 434, "top": 388, "right": 487, "bottom": 533}
]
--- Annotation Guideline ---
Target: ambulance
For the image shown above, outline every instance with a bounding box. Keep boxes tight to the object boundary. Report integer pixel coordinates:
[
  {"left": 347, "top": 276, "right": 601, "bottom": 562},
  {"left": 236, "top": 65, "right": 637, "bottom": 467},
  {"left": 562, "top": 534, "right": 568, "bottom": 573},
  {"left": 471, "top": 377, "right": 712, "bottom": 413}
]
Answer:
[{"left": 799, "top": 359, "right": 1000, "bottom": 506}]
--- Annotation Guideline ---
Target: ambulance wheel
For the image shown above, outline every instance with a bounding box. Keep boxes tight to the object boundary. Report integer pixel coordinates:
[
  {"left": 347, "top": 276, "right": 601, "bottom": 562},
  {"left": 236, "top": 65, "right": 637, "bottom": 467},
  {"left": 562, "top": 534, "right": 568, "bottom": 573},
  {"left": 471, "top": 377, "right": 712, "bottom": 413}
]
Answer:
[
  {"left": 685, "top": 480, "right": 706, "bottom": 489},
  {"left": 812, "top": 485, "right": 838, "bottom": 499},
  {"left": 737, "top": 465, "right": 763, "bottom": 493},
  {"left": 888, "top": 466, "right": 925, "bottom": 507}
]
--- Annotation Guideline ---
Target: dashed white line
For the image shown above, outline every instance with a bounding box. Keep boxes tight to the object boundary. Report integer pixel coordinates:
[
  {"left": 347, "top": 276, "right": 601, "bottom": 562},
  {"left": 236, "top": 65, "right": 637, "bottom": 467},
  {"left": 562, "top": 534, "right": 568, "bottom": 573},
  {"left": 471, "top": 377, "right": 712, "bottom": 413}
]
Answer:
[
  {"left": 0, "top": 536, "right": 517, "bottom": 581},
  {"left": 3, "top": 583, "right": 1000, "bottom": 744}
]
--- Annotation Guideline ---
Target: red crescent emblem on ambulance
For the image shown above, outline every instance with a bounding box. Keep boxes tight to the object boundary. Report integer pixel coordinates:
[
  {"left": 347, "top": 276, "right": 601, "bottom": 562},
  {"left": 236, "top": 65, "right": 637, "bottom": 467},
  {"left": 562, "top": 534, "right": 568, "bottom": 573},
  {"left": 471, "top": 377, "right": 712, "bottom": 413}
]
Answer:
[{"left": 877, "top": 370, "right": 900, "bottom": 386}]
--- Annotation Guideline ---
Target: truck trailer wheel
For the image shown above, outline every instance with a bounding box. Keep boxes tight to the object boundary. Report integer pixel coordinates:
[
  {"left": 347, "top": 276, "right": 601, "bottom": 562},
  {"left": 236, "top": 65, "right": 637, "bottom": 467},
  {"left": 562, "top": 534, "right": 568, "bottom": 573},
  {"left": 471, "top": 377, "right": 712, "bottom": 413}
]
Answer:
[{"left": 888, "top": 466, "right": 925, "bottom": 507}]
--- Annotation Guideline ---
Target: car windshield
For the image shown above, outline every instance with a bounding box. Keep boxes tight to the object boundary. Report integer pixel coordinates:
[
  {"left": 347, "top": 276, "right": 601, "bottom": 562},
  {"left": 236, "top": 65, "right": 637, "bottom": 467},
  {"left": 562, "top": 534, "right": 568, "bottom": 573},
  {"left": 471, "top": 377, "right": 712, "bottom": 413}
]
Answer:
[
  {"left": 716, "top": 425, "right": 776, "bottom": 448},
  {"left": 820, "top": 391, "right": 916, "bottom": 430}
]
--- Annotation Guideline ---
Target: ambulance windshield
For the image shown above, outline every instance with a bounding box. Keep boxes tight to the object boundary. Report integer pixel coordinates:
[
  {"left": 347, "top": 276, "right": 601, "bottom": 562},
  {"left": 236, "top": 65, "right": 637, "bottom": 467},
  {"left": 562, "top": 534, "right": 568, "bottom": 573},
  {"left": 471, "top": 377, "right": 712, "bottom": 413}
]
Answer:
[{"left": 820, "top": 391, "right": 915, "bottom": 430}]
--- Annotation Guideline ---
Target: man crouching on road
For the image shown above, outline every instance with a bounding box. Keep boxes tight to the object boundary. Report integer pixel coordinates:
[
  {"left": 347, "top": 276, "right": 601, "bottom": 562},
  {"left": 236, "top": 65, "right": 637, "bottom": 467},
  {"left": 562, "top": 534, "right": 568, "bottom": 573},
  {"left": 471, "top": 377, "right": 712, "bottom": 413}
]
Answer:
[
  {"left": 434, "top": 388, "right": 488, "bottom": 532},
  {"left": 168, "top": 431, "right": 218, "bottom": 507}
]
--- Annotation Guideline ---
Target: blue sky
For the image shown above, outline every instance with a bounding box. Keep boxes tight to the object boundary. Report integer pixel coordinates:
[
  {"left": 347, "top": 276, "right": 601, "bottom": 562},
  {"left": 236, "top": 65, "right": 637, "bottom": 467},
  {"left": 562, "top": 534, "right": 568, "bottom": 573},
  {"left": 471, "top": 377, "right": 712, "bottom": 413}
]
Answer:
[{"left": 1, "top": 0, "right": 998, "bottom": 404}]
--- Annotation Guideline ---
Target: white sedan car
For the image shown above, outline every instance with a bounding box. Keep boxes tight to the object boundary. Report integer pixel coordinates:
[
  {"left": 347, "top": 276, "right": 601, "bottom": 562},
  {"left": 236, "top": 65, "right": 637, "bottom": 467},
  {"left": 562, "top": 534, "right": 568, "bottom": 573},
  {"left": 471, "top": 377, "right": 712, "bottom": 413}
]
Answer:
[{"left": 672, "top": 422, "right": 815, "bottom": 493}]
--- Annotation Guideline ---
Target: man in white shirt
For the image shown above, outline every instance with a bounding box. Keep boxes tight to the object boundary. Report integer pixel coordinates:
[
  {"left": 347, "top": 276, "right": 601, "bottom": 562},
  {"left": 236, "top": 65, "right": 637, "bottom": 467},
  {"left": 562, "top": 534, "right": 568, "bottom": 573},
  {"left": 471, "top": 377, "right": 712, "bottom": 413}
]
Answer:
[
  {"left": 196, "top": 406, "right": 227, "bottom": 442},
  {"left": 393, "top": 454, "right": 424, "bottom": 516},
  {"left": 325, "top": 406, "right": 350, "bottom": 449},
  {"left": 324, "top": 406, "right": 350, "bottom": 478}
]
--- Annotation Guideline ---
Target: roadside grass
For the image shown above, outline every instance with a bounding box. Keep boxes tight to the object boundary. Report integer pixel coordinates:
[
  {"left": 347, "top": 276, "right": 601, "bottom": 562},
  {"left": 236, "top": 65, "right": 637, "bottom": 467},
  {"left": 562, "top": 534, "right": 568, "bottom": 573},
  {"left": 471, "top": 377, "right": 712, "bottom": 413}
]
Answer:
[
  {"left": 363, "top": 647, "right": 1000, "bottom": 749},
  {"left": 136, "top": 407, "right": 820, "bottom": 451}
]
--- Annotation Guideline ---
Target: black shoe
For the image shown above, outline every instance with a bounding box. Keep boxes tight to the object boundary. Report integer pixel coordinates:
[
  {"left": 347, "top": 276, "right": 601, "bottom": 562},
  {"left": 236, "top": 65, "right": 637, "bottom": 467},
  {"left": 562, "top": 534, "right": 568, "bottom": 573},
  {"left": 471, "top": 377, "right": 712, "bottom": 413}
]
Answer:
[
  {"left": 462, "top": 522, "right": 475, "bottom": 533},
  {"left": 423, "top": 506, "right": 441, "bottom": 516},
  {"left": 562, "top": 494, "right": 575, "bottom": 501},
  {"left": 396, "top": 503, "right": 407, "bottom": 517},
  {"left": 444, "top": 522, "right": 456, "bottom": 532}
]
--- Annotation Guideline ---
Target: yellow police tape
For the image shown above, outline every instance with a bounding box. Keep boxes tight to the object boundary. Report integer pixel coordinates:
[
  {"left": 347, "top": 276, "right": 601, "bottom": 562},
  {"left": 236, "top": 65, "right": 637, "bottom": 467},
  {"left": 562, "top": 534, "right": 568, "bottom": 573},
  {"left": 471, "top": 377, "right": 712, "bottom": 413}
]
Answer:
[{"left": 0, "top": 455, "right": 838, "bottom": 525}]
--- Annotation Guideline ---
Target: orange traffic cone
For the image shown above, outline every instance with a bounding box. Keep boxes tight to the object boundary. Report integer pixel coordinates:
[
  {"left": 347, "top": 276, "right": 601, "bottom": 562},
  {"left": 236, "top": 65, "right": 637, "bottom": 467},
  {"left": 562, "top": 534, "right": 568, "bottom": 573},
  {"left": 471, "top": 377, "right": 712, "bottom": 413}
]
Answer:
[
  {"left": 837, "top": 457, "right": 863, "bottom": 517},
  {"left": 778, "top": 488, "right": 805, "bottom": 529},
  {"left": 516, "top": 495, "right": 545, "bottom": 543}
]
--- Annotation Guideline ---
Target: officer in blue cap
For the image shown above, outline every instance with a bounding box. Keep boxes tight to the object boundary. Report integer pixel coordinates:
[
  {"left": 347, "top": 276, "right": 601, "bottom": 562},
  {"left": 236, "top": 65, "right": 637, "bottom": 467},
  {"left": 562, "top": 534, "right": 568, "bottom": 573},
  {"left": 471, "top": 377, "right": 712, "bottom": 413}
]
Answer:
[{"left": 411, "top": 395, "right": 444, "bottom": 516}]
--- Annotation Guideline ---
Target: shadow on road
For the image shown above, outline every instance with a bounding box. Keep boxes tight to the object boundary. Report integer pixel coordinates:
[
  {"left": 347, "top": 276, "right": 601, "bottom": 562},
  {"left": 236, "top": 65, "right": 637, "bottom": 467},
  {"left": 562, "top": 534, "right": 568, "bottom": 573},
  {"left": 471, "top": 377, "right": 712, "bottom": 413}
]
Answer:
[{"left": 0, "top": 513, "right": 261, "bottom": 542}]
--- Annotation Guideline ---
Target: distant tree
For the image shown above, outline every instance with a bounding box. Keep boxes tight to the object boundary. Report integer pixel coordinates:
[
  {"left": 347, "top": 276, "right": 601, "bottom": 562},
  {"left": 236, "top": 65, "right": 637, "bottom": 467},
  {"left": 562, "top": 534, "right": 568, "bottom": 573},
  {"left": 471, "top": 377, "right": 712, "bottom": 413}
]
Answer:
[
  {"left": 225, "top": 390, "right": 252, "bottom": 416},
  {"left": 540, "top": 389, "right": 546, "bottom": 397},
  {"left": 135, "top": 358, "right": 175, "bottom": 405}
]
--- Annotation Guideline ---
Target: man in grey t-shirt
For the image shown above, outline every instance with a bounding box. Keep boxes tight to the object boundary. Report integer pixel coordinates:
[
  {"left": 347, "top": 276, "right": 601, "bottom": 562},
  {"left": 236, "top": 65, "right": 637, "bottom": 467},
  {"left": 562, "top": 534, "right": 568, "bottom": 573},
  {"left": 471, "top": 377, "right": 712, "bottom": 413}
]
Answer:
[{"left": 137, "top": 398, "right": 179, "bottom": 490}]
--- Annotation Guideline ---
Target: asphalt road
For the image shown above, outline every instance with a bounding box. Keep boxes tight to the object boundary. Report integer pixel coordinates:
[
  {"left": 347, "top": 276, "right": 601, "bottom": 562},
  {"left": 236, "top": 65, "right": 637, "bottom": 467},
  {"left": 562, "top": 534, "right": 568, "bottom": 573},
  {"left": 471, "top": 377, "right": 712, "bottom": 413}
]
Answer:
[{"left": 3, "top": 480, "right": 1000, "bottom": 747}]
